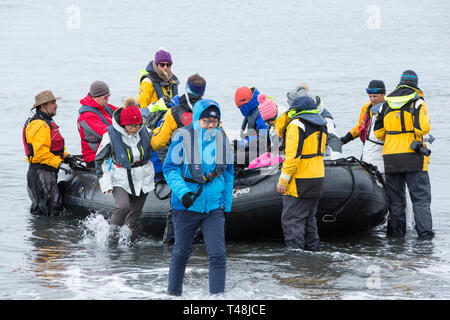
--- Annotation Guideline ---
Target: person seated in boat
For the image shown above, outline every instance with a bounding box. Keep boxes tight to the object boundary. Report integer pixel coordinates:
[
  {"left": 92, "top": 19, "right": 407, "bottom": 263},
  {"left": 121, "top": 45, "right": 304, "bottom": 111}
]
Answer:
[
  {"left": 138, "top": 48, "right": 180, "bottom": 183},
  {"left": 78, "top": 81, "right": 118, "bottom": 168},
  {"left": 150, "top": 73, "right": 207, "bottom": 245},
  {"left": 287, "top": 84, "right": 342, "bottom": 159},
  {"left": 340, "top": 80, "right": 387, "bottom": 173},
  {"left": 163, "top": 99, "right": 234, "bottom": 296},
  {"left": 234, "top": 86, "right": 268, "bottom": 162},
  {"left": 94, "top": 97, "right": 155, "bottom": 245},
  {"left": 248, "top": 94, "right": 285, "bottom": 169},
  {"left": 276, "top": 96, "right": 327, "bottom": 252},
  {"left": 138, "top": 47, "right": 180, "bottom": 108},
  {"left": 23, "top": 90, "right": 75, "bottom": 216}
]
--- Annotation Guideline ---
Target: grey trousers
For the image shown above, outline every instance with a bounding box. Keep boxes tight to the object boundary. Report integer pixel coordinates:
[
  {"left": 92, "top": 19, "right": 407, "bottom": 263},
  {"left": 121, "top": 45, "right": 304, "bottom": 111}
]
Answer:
[
  {"left": 281, "top": 195, "right": 320, "bottom": 251},
  {"left": 385, "top": 171, "right": 434, "bottom": 239},
  {"left": 111, "top": 186, "right": 148, "bottom": 236}
]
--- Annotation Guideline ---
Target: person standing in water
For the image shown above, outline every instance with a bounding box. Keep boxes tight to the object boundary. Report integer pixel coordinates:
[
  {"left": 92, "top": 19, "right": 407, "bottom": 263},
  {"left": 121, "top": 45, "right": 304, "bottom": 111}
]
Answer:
[{"left": 95, "top": 97, "right": 155, "bottom": 244}]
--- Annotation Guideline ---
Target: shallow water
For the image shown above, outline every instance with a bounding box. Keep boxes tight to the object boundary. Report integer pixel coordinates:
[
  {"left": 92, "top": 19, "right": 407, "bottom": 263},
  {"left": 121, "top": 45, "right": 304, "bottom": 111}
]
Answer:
[{"left": 1, "top": 0, "right": 450, "bottom": 300}]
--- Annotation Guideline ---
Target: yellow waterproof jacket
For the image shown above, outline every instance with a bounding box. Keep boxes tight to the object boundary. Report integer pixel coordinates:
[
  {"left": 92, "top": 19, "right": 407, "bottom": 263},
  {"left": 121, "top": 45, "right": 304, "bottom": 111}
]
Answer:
[
  {"left": 138, "top": 78, "right": 172, "bottom": 108},
  {"left": 373, "top": 86, "right": 430, "bottom": 173},
  {"left": 25, "top": 118, "right": 68, "bottom": 170},
  {"left": 278, "top": 118, "right": 327, "bottom": 198},
  {"left": 273, "top": 111, "right": 290, "bottom": 139},
  {"left": 151, "top": 108, "right": 179, "bottom": 151},
  {"left": 349, "top": 102, "right": 372, "bottom": 138}
]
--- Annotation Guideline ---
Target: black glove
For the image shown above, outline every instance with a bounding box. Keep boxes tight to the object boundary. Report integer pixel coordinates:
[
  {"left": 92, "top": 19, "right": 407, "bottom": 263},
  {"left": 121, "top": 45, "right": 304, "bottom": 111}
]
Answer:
[
  {"left": 163, "top": 97, "right": 172, "bottom": 107},
  {"left": 181, "top": 192, "right": 195, "bottom": 209},
  {"left": 340, "top": 132, "right": 354, "bottom": 145},
  {"left": 63, "top": 155, "right": 77, "bottom": 165}
]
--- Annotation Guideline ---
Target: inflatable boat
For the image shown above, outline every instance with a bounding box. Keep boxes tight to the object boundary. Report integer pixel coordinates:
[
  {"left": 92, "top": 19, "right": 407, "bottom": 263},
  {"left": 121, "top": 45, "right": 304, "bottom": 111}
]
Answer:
[{"left": 58, "top": 156, "right": 388, "bottom": 240}]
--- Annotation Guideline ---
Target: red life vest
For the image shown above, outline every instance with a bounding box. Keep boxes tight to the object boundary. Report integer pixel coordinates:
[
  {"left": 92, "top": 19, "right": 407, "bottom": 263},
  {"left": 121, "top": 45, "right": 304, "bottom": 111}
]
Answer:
[
  {"left": 358, "top": 105, "right": 372, "bottom": 144},
  {"left": 23, "top": 113, "right": 65, "bottom": 160}
]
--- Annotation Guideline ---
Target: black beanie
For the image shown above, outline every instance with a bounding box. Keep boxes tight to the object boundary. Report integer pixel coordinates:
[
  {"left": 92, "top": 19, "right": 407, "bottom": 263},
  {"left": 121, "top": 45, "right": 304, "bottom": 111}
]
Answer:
[
  {"left": 368, "top": 80, "right": 386, "bottom": 92},
  {"left": 200, "top": 105, "right": 220, "bottom": 119}
]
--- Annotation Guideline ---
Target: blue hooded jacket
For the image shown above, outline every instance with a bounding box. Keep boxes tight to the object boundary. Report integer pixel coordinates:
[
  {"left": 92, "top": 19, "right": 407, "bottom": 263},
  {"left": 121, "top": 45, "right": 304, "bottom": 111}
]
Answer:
[
  {"left": 163, "top": 99, "right": 234, "bottom": 213},
  {"left": 238, "top": 87, "right": 267, "bottom": 132}
]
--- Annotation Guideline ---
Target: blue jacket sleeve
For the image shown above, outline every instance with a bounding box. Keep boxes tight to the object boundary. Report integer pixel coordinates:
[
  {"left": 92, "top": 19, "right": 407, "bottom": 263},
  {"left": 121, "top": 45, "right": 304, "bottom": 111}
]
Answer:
[
  {"left": 222, "top": 142, "right": 234, "bottom": 212},
  {"left": 162, "top": 134, "right": 192, "bottom": 201},
  {"left": 255, "top": 114, "right": 268, "bottom": 134}
]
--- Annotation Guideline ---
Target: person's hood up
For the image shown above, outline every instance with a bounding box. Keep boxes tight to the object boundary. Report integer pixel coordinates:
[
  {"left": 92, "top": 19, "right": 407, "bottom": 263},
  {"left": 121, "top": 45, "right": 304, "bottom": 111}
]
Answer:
[
  {"left": 192, "top": 99, "right": 221, "bottom": 132},
  {"left": 239, "top": 87, "right": 260, "bottom": 117}
]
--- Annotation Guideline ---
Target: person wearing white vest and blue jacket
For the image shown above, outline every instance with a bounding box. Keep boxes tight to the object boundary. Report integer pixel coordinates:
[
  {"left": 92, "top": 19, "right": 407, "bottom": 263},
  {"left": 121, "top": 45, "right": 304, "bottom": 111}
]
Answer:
[
  {"left": 95, "top": 97, "right": 155, "bottom": 244},
  {"left": 163, "top": 99, "right": 234, "bottom": 296}
]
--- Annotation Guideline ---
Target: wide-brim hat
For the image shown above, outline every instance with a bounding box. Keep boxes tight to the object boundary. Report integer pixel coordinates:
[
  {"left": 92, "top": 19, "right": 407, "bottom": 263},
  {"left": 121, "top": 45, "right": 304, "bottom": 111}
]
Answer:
[{"left": 33, "top": 90, "right": 62, "bottom": 108}]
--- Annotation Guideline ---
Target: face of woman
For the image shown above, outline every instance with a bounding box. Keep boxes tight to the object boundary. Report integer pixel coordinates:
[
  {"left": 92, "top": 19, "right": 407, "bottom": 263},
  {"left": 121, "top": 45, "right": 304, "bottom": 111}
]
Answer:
[
  {"left": 124, "top": 123, "right": 142, "bottom": 135},
  {"left": 157, "top": 62, "right": 172, "bottom": 72}
]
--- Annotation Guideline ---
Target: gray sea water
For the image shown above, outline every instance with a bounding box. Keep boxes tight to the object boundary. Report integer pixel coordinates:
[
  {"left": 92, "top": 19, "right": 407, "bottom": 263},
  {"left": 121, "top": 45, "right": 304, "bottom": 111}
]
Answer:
[{"left": 1, "top": 0, "right": 450, "bottom": 300}]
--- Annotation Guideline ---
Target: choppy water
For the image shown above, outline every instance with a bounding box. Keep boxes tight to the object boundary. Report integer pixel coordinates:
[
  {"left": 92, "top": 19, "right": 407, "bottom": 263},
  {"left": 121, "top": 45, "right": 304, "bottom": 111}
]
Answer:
[{"left": 1, "top": 0, "right": 450, "bottom": 300}]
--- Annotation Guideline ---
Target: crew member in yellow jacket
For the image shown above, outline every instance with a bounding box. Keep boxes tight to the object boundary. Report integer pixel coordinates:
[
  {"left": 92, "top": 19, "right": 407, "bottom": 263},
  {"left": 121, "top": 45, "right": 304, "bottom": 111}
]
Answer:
[
  {"left": 276, "top": 96, "right": 328, "bottom": 251},
  {"left": 373, "top": 70, "right": 434, "bottom": 240},
  {"left": 22, "top": 90, "right": 74, "bottom": 216}
]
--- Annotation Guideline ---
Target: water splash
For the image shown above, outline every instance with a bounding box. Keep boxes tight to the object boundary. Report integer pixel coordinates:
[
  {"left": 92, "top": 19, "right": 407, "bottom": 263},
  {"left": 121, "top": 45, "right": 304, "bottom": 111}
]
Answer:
[{"left": 80, "top": 213, "right": 133, "bottom": 248}]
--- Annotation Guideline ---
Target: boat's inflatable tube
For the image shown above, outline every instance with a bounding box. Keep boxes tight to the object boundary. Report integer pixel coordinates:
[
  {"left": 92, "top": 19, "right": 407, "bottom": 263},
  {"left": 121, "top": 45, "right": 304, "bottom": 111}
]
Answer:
[{"left": 58, "top": 157, "right": 388, "bottom": 240}]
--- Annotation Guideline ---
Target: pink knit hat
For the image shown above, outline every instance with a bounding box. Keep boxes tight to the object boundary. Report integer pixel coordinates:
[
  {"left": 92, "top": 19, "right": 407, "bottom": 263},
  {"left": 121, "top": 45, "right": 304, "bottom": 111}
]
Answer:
[{"left": 257, "top": 94, "right": 278, "bottom": 121}]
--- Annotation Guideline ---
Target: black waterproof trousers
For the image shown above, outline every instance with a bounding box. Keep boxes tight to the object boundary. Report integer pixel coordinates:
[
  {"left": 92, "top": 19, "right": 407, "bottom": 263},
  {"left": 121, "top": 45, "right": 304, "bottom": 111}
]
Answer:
[
  {"left": 27, "top": 165, "right": 62, "bottom": 216},
  {"left": 385, "top": 171, "right": 434, "bottom": 240},
  {"left": 281, "top": 195, "right": 320, "bottom": 251}
]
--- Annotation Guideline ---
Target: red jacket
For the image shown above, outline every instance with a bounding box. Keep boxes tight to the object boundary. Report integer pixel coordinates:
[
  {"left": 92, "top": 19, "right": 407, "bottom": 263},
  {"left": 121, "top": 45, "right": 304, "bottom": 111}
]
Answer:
[{"left": 77, "top": 94, "right": 117, "bottom": 163}]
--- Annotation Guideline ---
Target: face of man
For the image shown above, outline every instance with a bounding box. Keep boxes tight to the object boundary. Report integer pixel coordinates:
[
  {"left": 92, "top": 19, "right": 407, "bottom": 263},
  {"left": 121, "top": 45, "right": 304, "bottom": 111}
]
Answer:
[
  {"left": 93, "top": 93, "right": 111, "bottom": 107},
  {"left": 41, "top": 101, "right": 58, "bottom": 117},
  {"left": 368, "top": 93, "right": 385, "bottom": 105}
]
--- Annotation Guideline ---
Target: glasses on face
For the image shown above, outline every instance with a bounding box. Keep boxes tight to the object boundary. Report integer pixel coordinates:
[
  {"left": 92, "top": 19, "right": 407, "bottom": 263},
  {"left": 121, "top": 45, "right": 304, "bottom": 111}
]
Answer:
[
  {"left": 366, "top": 88, "right": 384, "bottom": 94},
  {"left": 126, "top": 124, "right": 142, "bottom": 129},
  {"left": 103, "top": 93, "right": 111, "bottom": 99},
  {"left": 158, "top": 63, "right": 171, "bottom": 68},
  {"left": 200, "top": 118, "right": 220, "bottom": 126}
]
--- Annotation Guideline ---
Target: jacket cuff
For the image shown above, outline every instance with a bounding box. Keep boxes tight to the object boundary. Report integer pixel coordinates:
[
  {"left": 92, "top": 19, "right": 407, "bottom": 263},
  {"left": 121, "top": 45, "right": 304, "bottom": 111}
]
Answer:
[
  {"left": 340, "top": 132, "right": 354, "bottom": 145},
  {"left": 278, "top": 172, "right": 291, "bottom": 186}
]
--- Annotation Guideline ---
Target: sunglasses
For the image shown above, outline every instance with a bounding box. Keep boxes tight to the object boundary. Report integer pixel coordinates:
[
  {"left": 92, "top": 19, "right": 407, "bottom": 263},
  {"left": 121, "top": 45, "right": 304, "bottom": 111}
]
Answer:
[
  {"left": 366, "top": 88, "right": 385, "bottom": 94},
  {"left": 158, "top": 63, "right": 172, "bottom": 68}
]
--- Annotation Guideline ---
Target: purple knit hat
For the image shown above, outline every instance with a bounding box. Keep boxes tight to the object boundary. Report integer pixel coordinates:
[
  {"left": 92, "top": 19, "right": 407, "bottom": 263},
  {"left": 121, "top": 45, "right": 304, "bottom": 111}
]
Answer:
[{"left": 154, "top": 48, "right": 172, "bottom": 65}]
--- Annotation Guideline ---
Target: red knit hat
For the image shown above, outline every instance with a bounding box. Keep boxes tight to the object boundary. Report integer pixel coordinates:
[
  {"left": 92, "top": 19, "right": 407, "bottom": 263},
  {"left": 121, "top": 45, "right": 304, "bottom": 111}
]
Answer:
[
  {"left": 235, "top": 86, "right": 253, "bottom": 107},
  {"left": 120, "top": 106, "right": 143, "bottom": 126}
]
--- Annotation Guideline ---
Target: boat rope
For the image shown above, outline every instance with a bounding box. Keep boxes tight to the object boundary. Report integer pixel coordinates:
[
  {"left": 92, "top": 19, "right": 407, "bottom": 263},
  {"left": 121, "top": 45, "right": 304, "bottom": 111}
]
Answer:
[{"left": 321, "top": 156, "right": 357, "bottom": 223}]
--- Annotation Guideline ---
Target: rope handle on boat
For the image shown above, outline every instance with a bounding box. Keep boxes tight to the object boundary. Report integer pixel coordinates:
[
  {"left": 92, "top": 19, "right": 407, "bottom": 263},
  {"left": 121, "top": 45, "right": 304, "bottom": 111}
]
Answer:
[
  {"left": 321, "top": 156, "right": 386, "bottom": 223},
  {"left": 321, "top": 156, "right": 356, "bottom": 223}
]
